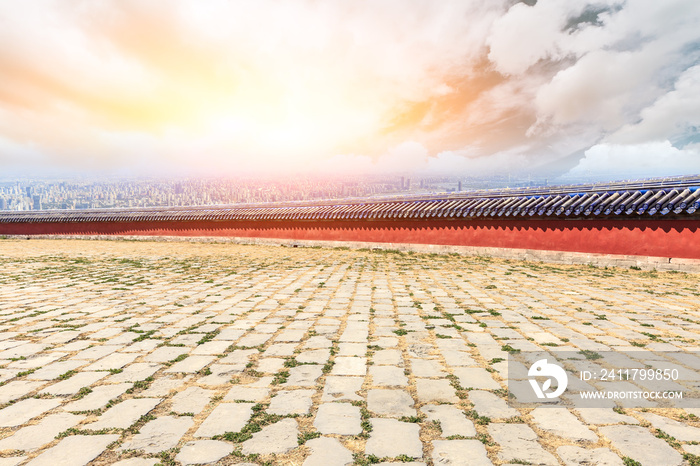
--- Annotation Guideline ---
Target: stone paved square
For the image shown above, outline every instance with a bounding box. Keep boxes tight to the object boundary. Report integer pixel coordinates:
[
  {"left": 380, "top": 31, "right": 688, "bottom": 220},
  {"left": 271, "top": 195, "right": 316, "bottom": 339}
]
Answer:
[{"left": 0, "top": 238, "right": 699, "bottom": 465}]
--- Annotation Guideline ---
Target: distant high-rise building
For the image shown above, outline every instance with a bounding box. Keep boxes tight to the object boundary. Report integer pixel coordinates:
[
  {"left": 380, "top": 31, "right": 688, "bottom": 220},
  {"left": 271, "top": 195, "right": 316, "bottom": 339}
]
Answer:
[
  {"left": 405, "top": 178, "right": 411, "bottom": 190},
  {"left": 399, "top": 176, "right": 405, "bottom": 190},
  {"left": 458, "top": 181, "right": 462, "bottom": 191},
  {"left": 0, "top": 198, "right": 6, "bottom": 210},
  {"left": 32, "top": 195, "right": 41, "bottom": 210},
  {"left": 26, "top": 186, "right": 32, "bottom": 198}
]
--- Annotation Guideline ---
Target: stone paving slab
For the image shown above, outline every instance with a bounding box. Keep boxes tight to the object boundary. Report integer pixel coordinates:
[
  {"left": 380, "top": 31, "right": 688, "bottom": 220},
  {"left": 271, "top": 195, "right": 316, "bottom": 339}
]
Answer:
[
  {"left": 0, "top": 380, "right": 45, "bottom": 404},
  {"left": 111, "top": 459, "right": 159, "bottom": 466},
  {"left": 170, "top": 386, "right": 213, "bottom": 415},
  {"left": 240, "top": 418, "right": 299, "bottom": 455},
  {"left": 268, "top": 389, "right": 315, "bottom": 415},
  {"left": 193, "top": 402, "right": 254, "bottom": 437},
  {"left": 488, "top": 423, "right": 559, "bottom": 465},
  {"left": 284, "top": 364, "right": 323, "bottom": 386},
  {"left": 415, "top": 378, "right": 458, "bottom": 403},
  {"left": 432, "top": 439, "right": 492, "bottom": 466},
  {"left": 599, "top": 425, "right": 684, "bottom": 466},
  {"left": 0, "top": 398, "right": 62, "bottom": 427},
  {"left": 321, "top": 376, "right": 364, "bottom": 402},
  {"left": 0, "top": 458, "right": 27, "bottom": 466},
  {"left": 84, "top": 352, "right": 139, "bottom": 371},
  {"left": 39, "top": 371, "right": 107, "bottom": 395},
  {"left": 303, "top": 437, "right": 354, "bottom": 466},
  {"left": 0, "top": 413, "right": 84, "bottom": 452},
  {"left": 367, "top": 389, "right": 416, "bottom": 417},
  {"left": 366, "top": 418, "right": 422, "bottom": 458},
  {"left": 640, "top": 411, "right": 700, "bottom": 442},
  {"left": 175, "top": 440, "right": 232, "bottom": 465},
  {"left": 1, "top": 239, "right": 700, "bottom": 465},
  {"left": 421, "top": 404, "right": 476, "bottom": 437},
  {"left": 224, "top": 385, "right": 270, "bottom": 402},
  {"left": 87, "top": 398, "right": 162, "bottom": 430},
  {"left": 332, "top": 356, "right": 367, "bottom": 376},
  {"left": 63, "top": 382, "right": 132, "bottom": 412},
  {"left": 369, "top": 364, "right": 408, "bottom": 386},
  {"left": 314, "top": 402, "right": 362, "bottom": 435},
  {"left": 164, "top": 355, "right": 216, "bottom": 374},
  {"left": 468, "top": 390, "right": 520, "bottom": 419},
  {"left": 26, "top": 434, "right": 119, "bottom": 466},
  {"left": 119, "top": 416, "right": 193, "bottom": 454},
  {"left": 556, "top": 446, "right": 624, "bottom": 466},
  {"left": 530, "top": 406, "right": 598, "bottom": 442}
]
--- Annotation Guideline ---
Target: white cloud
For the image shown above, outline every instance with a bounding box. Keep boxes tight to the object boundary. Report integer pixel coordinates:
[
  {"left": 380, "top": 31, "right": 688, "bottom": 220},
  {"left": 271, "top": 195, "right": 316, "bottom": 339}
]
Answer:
[
  {"left": 487, "top": 0, "right": 587, "bottom": 76},
  {"left": 0, "top": 136, "right": 46, "bottom": 167},
  {"left": 530, "top": 48, "right": 664, "bottom": 131},
  {"left": 566, "top": 140, "right": 700, "bottom": 180},
  {"left": 318, "top": 141, "right": 428, "bottom": 176},
  {"left": 610, "top": 64, "right": 700, "bottom": 144},
  {"left": 527, "top": 1, "right": 700, "bottom": 135},
  {"left": 317, "top": 141, "right": 530, "bottom": 176},
  {"left": 317, "top": 153, "right": 375, "bottom": 176}
]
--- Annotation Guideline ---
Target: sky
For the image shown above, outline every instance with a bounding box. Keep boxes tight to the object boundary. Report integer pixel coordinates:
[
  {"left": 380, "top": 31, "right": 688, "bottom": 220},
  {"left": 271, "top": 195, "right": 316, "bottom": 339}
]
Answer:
[{"left": 1, "top": 0, "right": 699, "bottom": 181}]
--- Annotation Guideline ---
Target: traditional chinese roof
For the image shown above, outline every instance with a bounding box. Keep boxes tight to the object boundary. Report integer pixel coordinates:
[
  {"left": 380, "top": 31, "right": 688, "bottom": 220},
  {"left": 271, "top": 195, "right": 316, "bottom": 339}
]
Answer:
[{"left": 2, "top": 175, "right": 700, "bottom": 223}]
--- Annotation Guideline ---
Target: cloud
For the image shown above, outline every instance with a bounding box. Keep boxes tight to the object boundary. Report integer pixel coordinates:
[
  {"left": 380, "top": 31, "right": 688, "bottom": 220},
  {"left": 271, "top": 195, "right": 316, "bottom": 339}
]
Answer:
[
  {"left": 318, "top": 142, "right": 429, "bottom": 176},
  {"left": 317, "top": 141, "right": 529, "bottom": 176},
  {"left": 524, "top": 0, "right": 700, "bottom": 137},
  {"left": 0, "top": 0, "right": 698, "bottom": 179},
  {"left": 0, "top": 136, "right": 46, "bottom": 167},
  {"left": 487, "top": 0, "right": 595, "bottom": 76},
  {"left": 565, "top": 140, "right": 700, "bottom": 180},
  {"left": 529, "top": 48, "right": 660, "bottom": 135},
  {"left": 610, "top": 64, "right": 700, "bottom": 144}
]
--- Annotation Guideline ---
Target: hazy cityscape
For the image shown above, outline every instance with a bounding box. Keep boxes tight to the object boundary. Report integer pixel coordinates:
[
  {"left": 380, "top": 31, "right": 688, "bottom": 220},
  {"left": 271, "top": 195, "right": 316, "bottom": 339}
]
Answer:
[{"left": 0, "top": 174, "right": 551, "bottom": 211}]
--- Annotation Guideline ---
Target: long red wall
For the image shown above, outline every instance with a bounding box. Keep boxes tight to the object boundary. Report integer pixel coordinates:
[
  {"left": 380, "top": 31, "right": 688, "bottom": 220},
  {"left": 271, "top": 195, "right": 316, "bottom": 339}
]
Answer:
[{"left": 2, "top": 218, "right": 699, "bottom": 259}]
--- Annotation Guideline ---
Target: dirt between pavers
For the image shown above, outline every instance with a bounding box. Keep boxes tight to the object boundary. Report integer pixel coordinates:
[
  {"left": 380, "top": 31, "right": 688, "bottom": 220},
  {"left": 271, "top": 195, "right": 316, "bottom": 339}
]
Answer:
[{"left": 0, "top": 238, "right": 699, "bottom": 464}]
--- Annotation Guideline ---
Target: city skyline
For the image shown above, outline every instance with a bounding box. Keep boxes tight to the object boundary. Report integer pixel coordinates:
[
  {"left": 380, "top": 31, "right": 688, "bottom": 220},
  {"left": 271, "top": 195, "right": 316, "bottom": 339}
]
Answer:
[
  {"left": 0, "top": 173, "right": 537, "bottom": 211},
  {"left": 0, "top": 1, "right": 699, "bottom": 181}
]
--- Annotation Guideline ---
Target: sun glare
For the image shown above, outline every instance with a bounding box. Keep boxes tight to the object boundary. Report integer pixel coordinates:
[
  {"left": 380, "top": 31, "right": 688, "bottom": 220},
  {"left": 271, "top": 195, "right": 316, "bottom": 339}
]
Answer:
[{"left": 194, "top": 77, "right": 384, "bottom": 161}]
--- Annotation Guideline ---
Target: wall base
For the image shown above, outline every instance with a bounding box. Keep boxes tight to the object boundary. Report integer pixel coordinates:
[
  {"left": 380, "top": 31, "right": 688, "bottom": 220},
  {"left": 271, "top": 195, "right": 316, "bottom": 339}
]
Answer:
[{"left": 8, "top": 234, "right": 700, "bottom": 273}]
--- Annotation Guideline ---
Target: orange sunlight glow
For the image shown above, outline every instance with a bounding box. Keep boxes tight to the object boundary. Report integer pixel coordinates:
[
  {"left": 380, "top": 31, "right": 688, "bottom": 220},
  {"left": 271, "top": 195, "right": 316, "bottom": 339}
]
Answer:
[
  {"left": 199, "top": 80, "right": 383, "bottom": 159},
  {"left": 2, "top": 1, "right": 699, "bottom": 178}
]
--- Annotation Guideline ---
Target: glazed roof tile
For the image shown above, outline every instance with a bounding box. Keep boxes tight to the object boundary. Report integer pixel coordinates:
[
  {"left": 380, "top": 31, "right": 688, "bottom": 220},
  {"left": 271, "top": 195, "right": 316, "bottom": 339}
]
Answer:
[{"left": 2, "top": 175, "right": 699, "bottom": 224}]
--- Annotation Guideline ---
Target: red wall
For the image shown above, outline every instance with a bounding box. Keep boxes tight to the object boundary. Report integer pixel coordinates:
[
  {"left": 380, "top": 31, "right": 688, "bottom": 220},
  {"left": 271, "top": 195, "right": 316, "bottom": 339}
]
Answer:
[{"left": 2, "top": 218, "right": 698, "bottom": 259}]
